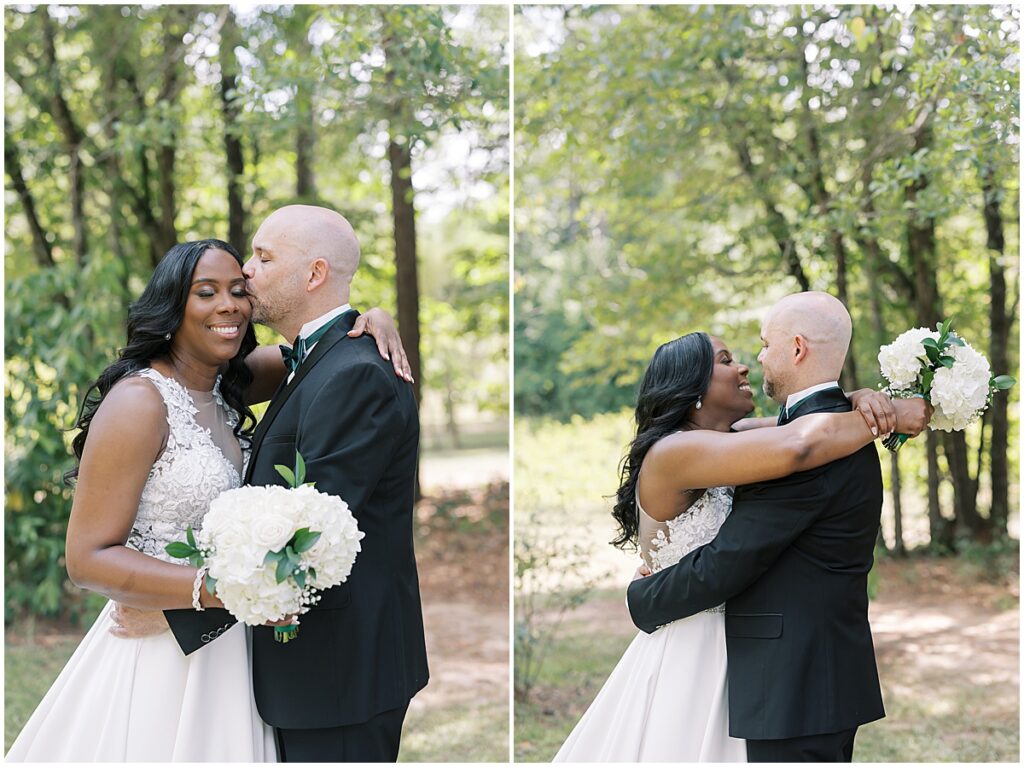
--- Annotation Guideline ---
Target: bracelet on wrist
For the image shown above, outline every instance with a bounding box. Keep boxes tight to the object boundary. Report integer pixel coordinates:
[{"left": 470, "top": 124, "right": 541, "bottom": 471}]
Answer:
[{"left": 192, "top": 565, "right": 209, "bottom": 611}]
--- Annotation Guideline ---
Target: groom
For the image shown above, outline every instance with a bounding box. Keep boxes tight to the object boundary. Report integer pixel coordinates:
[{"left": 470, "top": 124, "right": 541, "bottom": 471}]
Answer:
[
  {"left": 165, "top": 205, "right": 428, "bottom": 761},
  {"left": 628, "top": 291, "right": 928, "bottom": 762}
]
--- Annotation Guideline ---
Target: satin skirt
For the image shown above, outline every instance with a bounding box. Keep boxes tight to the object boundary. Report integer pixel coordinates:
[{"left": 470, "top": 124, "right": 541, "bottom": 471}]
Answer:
[
  {"left": 554, "top": 609, "right": 747, "bottom": 762},
  {"left": 6, "top": 601, "right": 276, "bottom": 762}
]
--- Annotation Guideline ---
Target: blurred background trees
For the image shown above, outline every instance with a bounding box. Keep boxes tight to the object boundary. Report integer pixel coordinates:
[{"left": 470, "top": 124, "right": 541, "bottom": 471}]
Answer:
[
  {"left": 515, "top": 3, "right": 1018, "bottom": 553},
  {"left": 5, "top": 4, "right": 509, "bottom": 621}
]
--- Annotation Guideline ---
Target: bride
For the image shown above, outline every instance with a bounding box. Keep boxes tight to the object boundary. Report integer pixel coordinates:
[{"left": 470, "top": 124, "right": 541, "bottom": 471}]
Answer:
[
  {"left": 553, "top": 330, "right": 928, "bottom": 762},
  {"left": 6, "top": 239, "right": 407, "bottom": 762}
]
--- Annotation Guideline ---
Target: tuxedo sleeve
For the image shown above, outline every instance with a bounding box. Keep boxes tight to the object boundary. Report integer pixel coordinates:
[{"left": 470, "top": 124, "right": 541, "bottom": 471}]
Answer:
[
  {"left": 297, "top": 360, "right": 404, "bottom": 511},
  {"left": 627, "top": 469, "right": 829, "bottom": 633},
  {"left": 164, "top": 607, "right": 237, "bottom": 655}
]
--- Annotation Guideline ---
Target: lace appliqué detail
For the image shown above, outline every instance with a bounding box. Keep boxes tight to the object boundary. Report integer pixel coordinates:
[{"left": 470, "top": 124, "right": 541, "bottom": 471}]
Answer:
[
  {"left": 125, "top": 369, "right": 243, "bottom": 563},
  {"left": 647, "top": 486, "right": 734, "bottom": 614}
]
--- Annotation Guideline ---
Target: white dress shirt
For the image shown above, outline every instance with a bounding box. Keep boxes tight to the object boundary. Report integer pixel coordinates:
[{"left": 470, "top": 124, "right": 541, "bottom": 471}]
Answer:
[
  {"left": 287, "top": 304, "right": 351, "bottom": 383},
  {"left": 783, "top": 381, "right": 841, "bottom": 418}
]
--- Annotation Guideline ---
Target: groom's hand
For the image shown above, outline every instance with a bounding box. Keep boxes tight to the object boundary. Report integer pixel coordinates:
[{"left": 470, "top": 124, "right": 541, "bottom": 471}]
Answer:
[
  {"left": 109, "top": 603, "right": 169, "bottom": 639},
  {"left": 349, "top": 308, "right": 414, "bottom": 382}
]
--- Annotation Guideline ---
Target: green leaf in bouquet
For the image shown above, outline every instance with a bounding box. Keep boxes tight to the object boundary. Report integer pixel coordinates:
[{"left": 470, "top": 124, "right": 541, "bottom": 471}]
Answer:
[
  {"left": 294, "top": 453, "right": 306, "bottom": 486},
  {"left": 922, "top": 337, "right": 940, "bottom": 350},
  {"left": 205, "top": 574, "right": 218, "bottom": 595},
  {"left": 275, "top": 554, "right": 293, "bottom": 584},
  {"left": 921, "top": 370, "right": 935, "bottom": 392},
  {"left": 274, "top": 464, "right": 297, "bottom": 487},
  {"left": 285, "top": 545, "right": 300, "bottom": 567},
  {"left": 189, "top": 553, "right": 204, "bottom": 568},
  {"left": 946, "top": 334, "right": 965, "bottom": 347},
  {"left": 293, "top": 569, "right": 307, "bottom": 589},
  {"left": 186, "top": 526, "right": 197, "bottom": 549},
  {"left": 992, "top": 375, "right": 1016, "bottom": 390},
  {"left": 292, "top": 528, "right": 321, "bottom": 553},
  {"left": 939, "top": 356, "right": 955, "bottom": 369},
  {"left": 166, "top": 542, "right": 197, "bottom": 559},
  {"left": 307, "top": 566, "right": 317, "bottom": 584},
  {"left": 264, "top": 549, "right": 282, "bottom": 567}
]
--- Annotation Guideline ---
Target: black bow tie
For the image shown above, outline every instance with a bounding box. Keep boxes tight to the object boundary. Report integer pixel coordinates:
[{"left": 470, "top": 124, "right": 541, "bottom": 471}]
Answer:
[{"left": 279, "top": 315, "right": 342, "bottom": 374}]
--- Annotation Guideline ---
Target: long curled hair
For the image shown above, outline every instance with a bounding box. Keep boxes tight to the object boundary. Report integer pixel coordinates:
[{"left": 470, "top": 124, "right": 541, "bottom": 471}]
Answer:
[
  {"left": 611, "top": 332, "right": 715, "bottom": 549},
  {"left": 65, "top": 240, "right": 258, "bottom": 483}
]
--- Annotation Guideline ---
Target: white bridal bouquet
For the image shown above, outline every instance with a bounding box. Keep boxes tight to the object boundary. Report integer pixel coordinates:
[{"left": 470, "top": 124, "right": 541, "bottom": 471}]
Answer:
[
  {"left": 877, "top": 319, "right": 1015, "bottom": 451},
  {"left": 167, "top": 453, "right": 363, "bottom": 642}
]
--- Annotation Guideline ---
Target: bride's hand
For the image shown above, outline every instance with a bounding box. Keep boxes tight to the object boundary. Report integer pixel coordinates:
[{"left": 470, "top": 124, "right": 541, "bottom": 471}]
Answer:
[
  {"left": 348, "top": 308, "right": 414, "bottom": 382},
  {"left": 632, "top": 564, "right": 652, "bottom": 582},
  {"left": 848, "top": 388, "right": 897, "bottom": 436}
]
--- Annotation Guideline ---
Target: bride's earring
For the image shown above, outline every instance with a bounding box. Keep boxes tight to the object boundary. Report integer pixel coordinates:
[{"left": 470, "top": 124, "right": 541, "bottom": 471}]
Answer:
[
  {"left": 164, "top": 333, "right": 172, "bottom": 341},
  {"left": 695, "top": 397, "right": 702, "bottom": 410}
]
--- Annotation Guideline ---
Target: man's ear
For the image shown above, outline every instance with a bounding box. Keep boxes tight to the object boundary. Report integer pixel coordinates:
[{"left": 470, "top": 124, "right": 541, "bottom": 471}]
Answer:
[
  {"left": 792, "top": 334, "right": 809, "bottom": 365},
  {"left": 307, "top": 258, "right": 330, "bottom": 292}
]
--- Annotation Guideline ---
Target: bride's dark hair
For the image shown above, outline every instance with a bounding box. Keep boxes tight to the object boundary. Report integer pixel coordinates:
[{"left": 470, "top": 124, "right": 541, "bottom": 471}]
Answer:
[
  {"left": 611, "top": 331, "right": 714, "bottom": 549},
  {"left": 65, "top": 240, "right": 257, "bottom": 484}
]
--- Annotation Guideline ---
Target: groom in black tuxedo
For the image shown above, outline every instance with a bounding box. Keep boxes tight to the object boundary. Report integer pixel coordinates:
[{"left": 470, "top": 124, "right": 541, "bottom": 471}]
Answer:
[
  {"left": 628, "top": 292, "right": 913, "bottom": 762},
  {"left": 165, "top": 205, "right": 428, "bottom": 762}
]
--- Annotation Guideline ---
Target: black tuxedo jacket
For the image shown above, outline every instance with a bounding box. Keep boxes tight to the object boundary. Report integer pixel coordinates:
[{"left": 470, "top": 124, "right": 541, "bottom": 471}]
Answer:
[
  {"left": 626, "top": 388, "right": 885, "bottom": 740},
  {"left": 166, "top": 309, "right": 428, "bottom": 729}
]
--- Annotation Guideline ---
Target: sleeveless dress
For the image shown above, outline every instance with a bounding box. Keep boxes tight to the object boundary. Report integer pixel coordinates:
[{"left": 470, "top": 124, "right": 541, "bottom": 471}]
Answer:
[
  {"left": 6, "top": 368, "right": 276, "bottom": 762},
  {"left": 553, "top": 486, "right": 747, "bottom": 762}
]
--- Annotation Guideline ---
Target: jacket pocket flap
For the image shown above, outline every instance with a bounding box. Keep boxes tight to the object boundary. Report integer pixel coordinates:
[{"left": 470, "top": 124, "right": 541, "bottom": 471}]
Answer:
[{"left": 726, "top": 613, "right": 783, "bottom": 639}]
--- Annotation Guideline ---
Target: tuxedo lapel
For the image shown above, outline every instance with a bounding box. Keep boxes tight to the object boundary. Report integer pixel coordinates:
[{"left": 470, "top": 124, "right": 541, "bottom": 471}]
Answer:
[
  {"left": 785, "top": 387, "right": 848, "bottom": 421},
  {"left": 244, "top": 309, "right": 359, "bottom": 483}
]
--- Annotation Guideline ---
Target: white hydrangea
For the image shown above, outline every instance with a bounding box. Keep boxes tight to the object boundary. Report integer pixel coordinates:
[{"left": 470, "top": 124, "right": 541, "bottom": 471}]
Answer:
[
  {"left": 197, "top": 484, "right": 364, "bottom": 626},
  {"left": 878, "top": 327, "right": 938, "bottom": 390},
  {"left": 929, "top": 341, "right": 992, "bottom": 432}
]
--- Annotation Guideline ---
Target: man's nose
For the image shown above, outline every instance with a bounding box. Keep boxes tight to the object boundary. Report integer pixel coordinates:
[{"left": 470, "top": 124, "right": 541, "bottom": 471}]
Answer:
[{"left": 242, "top": 258, "right": 254, "bottom": 278}]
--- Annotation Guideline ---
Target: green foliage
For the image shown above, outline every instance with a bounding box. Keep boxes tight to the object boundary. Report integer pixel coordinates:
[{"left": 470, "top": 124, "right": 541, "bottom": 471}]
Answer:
[
  {"left": 514, "top": 4, "right": 1018, "bottom": 538},
  {"left": 4, "top": 5, "right": 507, "bottom": 620}
]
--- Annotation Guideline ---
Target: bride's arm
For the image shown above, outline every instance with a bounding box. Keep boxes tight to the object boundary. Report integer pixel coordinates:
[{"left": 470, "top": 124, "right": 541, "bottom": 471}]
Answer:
[
  {"left": 242, "top": 307, "right": 413, "bottom": 404},
  {"left": 642, "top": 398, "right": 931, "bottom": 507},
  {"left": 64, "top": 378, "right": 222, "bottom": 611},
  {"left": 731, "top": 390, "right": 898, "bottom": 434}
]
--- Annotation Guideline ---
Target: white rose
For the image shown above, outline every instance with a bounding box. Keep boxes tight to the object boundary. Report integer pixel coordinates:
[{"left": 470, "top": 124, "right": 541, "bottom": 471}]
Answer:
[
  {"left": 878, "top": 327, "right": 937, "bottom": 390},
  {"left": 929, "top": 341, "right": 992, "bottom": 432}
]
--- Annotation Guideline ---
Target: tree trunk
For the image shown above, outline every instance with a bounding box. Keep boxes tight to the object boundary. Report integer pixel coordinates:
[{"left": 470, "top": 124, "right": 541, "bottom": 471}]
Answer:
[
  {"left": 39, "top": 10, "right": 88, "bottom": 266},
  {"left": 4, "top": 130, "right": 55, "bottom": 268},
  {"left": 388, "top": 137, "right": 423, "bottom": 405},
  {"left": 890, "top": 453, "right": 905, "bottom": 556},
  {"left": 903, "top": 123, "right": 981, "bottom": 544},
  {"left": 799, "top": 50, "right": 857, "bottom": 389},
  {"left": 220, "top": 10, "right": 248, "bottom": 250},
  {"left": 981, "top": 166, "right": 1011, "bottom": 537},
  {"left": 293, "top": 8, "right": 317, "bottom": 200},
  {"left": 156, "top": 14, "right": 181, "bottom": 255},
  {"left": 860, "top": 185, "right": 903, "bottom": 554}
]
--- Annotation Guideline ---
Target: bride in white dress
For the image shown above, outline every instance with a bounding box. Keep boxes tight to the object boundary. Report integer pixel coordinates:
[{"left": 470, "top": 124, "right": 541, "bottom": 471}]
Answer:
[
  {"left": 6, "top": 240, "right": 407, "bottom": 762},
  {"left": 554, "top": 331, "right": 903, "bottom": 762}
]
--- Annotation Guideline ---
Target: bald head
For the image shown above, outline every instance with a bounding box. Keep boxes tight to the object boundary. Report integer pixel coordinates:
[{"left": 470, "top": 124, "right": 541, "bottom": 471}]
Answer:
[
  {"left": 258, "top": 205, "right": 360, "bottom": 286},
  {"left": 757, "top": 291, "right": 852, "bottom": 403},
  {"left": 245, "top": 205, "right": 362, "bottom": 339}
]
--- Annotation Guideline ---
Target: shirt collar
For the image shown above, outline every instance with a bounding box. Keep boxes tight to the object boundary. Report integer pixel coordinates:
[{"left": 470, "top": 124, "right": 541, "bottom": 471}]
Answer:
[
  {"left": 297, "top": 304, "right": 351, "bottom": 342},
  {"left": 785, "top": 381, "right": 841, "bottom": 414}
]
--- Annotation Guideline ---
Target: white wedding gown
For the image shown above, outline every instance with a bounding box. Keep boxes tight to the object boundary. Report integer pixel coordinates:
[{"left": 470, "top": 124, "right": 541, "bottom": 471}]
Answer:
[
  {"left": 554, "top": 485, "right": 747, "bottom": 762},
  {"left": 6, "top": 368, "right": 276, "bottom": 762}
]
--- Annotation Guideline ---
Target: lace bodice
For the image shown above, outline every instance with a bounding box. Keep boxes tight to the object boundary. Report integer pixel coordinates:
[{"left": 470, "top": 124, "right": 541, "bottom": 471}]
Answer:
[
  {"left": 639, "top": 486, "right": 734, "bottom": 573},
  {"left": 125, "top": 369, "right": 242, "bottom": 562}
]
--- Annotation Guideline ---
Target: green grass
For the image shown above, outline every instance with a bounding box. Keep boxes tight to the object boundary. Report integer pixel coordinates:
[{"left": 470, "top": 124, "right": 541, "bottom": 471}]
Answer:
[
  {"left": 400, "top": 699, "right": 509, "bottom": 762},
  {"left": 5, "top": 636, "right": 80, "bottom": 753},
  {"left": 5, "top": 630, "right": 510, "bottom": 761},
  {"left": 514, "top": 589, "right": 1019, "bottom": 763}
]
